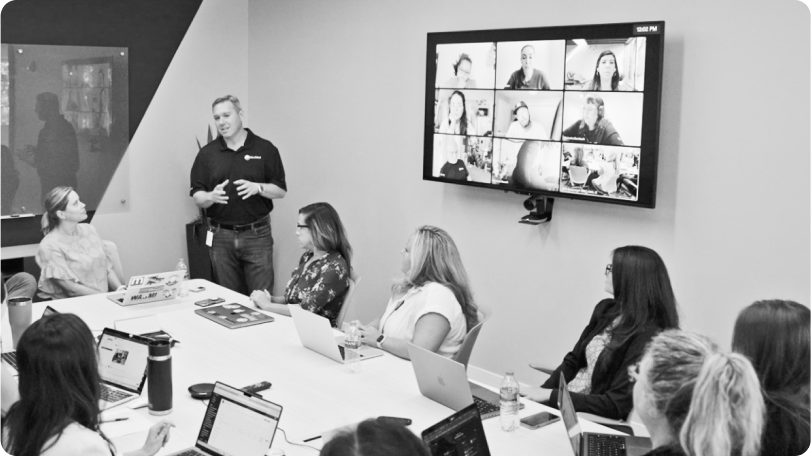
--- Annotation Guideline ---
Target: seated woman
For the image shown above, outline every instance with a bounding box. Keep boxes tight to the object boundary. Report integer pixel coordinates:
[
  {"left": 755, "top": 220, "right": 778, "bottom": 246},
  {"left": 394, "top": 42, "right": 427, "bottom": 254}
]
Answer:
[
  {"left": 732, "top": 300, "right": 810, "bottom": 456},
  {"left": 2, "top": 313, "right": 171, "bottom": 456},
  {"left": 250, "top": 202, "right": 352, "bottom": 327},
  {"left": 320, "top": 419, "right": 429, "bottom": 456},
  {"left": 356, "top": 226, "right": 478, "bottom": 359},
  {"left": 36, "top": 187, "right": 124, "bottom": 299},
  {"left": 633, "top": 330, "right": 764, "bottom": 456},
  {"left": 521, "top": 245, "right": 679, "bottom": 419}
]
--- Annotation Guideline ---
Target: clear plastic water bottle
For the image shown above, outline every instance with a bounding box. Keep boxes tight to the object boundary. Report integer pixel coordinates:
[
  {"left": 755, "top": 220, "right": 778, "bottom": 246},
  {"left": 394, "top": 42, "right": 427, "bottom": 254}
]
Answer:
[
  {"left": 343, "top": 321, "right": 361, "bottom": 373},
  {"left": 500, "top": 371, "right": 520, "bottom": 432},
  {"left": 175, "top": 258, "right": 189, "bottom": 297}
]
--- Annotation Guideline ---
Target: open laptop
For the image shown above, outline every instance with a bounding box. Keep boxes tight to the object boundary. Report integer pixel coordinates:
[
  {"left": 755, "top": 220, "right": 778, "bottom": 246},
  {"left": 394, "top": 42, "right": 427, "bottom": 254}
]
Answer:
[
  {"left": 1, "top": 305, "right": 59, "bottom": 371},
  {"left": 422, "top": 403, "right": 492, "bottom": 456},
  {"left": 407, "top": 342, "right": 523, "bottom": 420},
  {"left": 165, "top": 381, "right": 283, "bottom": 456},
  {"left": 558, "top": 376, "right": 651, "bottom": 456},
  {"left": 106, "top": 271, "right": 182, "bottom": 306},
  {"left": 289, "top": 304, "right": 384, "bottom": 363},
  {"left": 97, "top": 327, "right": 151, "bottom": 410}
]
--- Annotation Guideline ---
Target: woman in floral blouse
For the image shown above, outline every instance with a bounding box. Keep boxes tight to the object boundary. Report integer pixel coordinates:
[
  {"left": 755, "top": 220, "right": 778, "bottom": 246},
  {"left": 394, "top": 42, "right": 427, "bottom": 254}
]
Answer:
[{"left": 250, "top": 202, "right": 352, "bottom": 327}]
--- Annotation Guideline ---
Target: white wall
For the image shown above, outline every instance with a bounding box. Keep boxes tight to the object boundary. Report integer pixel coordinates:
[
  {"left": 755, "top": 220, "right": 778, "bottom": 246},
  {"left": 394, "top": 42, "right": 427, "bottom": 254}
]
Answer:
[
  {"left": 93, "top": 0, "right": 249, "bottom": 280},
  {"left": 246, "top": 0, "right": 809, "bottom": 385}
]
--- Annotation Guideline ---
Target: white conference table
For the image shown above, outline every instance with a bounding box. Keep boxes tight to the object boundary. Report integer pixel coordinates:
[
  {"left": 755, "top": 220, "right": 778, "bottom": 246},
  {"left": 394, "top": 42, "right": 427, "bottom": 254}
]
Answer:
[{"left": 4, "top": 279, "right": 623, "bottom": 455}]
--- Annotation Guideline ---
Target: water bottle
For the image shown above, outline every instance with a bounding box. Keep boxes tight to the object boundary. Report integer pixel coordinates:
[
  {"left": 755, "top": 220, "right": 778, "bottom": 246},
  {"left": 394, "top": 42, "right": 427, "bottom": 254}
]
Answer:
[
  {"left": 343, "top": 321, "right": 361, "bottom": 373},
  {"left": 500, "top": 371, "right": 520, "bottom": 432},
  {"left": 175, "top": 258, "right": 189, "bottom": 297},
  {"left": 147, "top": 340, "right": 172, "bottom": 415}
]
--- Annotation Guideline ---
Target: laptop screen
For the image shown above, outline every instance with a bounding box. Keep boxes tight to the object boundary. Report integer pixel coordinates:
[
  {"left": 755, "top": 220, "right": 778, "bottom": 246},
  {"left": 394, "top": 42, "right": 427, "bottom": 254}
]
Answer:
[
  {"left": 558, "top": 376, "right": 582, "bottom": 456},
  {"left": 42, "top": 306, "right": 58, "bottom": 317},
  {"left": 97, "top": 329, "right": 150, "bottom": 392},
  {"left": 196, "top": 382, "right": 283, "bottom": 456},
  {"left": 422, "top": 403, "right": 491, "bottom": 456}
]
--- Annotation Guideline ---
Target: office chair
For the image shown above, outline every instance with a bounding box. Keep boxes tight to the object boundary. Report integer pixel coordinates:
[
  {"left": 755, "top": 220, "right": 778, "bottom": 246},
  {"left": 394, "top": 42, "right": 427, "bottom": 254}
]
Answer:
[
  {"left": 334, "top": 270, "right": 361, "bottom": 329},
  {"left": 454, "top": 303, "right": 492, "bottom": 370},
  {"left": 568, "top": 166, "right": 589, "bottom": 191}
]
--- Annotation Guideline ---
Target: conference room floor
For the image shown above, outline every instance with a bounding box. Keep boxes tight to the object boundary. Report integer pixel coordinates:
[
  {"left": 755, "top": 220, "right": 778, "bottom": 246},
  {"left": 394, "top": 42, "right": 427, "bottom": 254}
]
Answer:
[{"left": 1, "top": 279, "right": 625, "bottom": 456}]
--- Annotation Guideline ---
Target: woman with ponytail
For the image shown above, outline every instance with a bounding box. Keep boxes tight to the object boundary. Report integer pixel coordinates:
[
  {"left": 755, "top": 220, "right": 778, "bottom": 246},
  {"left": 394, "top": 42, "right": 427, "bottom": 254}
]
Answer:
[
  {"left": 632, "top": 330, "right": 765, "bottom": 456},
  {"left": 733, "top": 300, "right": 810, "bottom": 456},
  {"left": 36, "top": 187, "right": 124, "bottom": 299}
]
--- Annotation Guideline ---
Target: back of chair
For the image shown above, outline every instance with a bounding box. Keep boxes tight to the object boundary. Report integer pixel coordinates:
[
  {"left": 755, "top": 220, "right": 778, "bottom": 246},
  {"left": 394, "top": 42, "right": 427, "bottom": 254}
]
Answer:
[
  {"left": 453, "top": 304, "right": 492, "bottom": 370},
  {"left": 334, "top": 270, "right": 361, "bottom": 329},
  {"left": 569, "top": 165, "right": 589, "bottom": 185}
]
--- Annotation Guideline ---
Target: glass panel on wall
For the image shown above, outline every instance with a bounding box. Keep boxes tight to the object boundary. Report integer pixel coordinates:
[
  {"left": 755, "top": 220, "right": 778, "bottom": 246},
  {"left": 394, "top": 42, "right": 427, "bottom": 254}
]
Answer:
[{"left": 1, "top": 44, "right": 129, "bottom": 216}]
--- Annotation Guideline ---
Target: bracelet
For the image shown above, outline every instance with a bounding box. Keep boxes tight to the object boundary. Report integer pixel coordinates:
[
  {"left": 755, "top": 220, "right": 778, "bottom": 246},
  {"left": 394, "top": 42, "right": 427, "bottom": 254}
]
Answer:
[{"left": 258, "top": 184, "right": 265, "bottom": 194}]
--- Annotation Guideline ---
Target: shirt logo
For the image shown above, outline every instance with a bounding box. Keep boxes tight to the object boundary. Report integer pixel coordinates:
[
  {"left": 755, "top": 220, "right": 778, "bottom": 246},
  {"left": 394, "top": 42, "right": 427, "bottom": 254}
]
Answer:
[{"left": 244, "top": 155, "right": 261, "bottom": 161}]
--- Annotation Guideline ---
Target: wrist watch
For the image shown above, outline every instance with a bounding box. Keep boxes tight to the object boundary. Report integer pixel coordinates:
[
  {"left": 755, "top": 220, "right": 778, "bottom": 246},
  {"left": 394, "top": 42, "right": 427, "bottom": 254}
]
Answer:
[
  {"left": 375, "top": 334, "right": 387, "bottom": 349},
  {"left": 258, "top": 184, "right": 265, "bottom": 194}
]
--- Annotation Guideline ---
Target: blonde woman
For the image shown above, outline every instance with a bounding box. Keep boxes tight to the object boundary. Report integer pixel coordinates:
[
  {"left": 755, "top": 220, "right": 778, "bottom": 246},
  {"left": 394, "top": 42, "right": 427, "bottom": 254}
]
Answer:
[
  {"left": 357, "top": 226, "right": 477, "bottom": 359},
  {"left": 36, "top": 187, "right": 124, "bottom": 299},
  {"left": 631, "top": 330, "right": 765, "bottom": 456}
]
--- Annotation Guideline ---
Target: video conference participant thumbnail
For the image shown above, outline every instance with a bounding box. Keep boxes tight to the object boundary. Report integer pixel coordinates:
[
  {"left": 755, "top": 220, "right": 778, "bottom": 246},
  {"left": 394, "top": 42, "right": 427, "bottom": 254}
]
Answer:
[
  {"left": 492, "top": 140, "right": 561, "bottom": 192},
  {"left": 435, "top": 42, "right": 497, "bottom": 90},
  {"left": 434, "top": 89, "right": 494, "bottom": 136},
  {"left": 496, "top": 40, "right": 566, "bottom": 90},
  {"left": 561, "top": 92, "right": 643, "bottom": 147},
  {"left": 560, "top": 143, "right": 640, "bottom": 200},
  {"left": 565, "top": 37, "right": 646, "bottom": 92},
  {"left": 431, "top": 135, "right": 493, "bottom": 185},
  {"left": 492, "top": 91, "right": 564, "bottom": 141}
]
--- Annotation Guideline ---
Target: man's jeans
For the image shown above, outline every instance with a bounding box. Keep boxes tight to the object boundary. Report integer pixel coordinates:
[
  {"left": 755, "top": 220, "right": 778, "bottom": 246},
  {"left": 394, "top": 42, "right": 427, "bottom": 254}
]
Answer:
[{"left": 209, "top": 222, "right": 274, "bottom": 296}]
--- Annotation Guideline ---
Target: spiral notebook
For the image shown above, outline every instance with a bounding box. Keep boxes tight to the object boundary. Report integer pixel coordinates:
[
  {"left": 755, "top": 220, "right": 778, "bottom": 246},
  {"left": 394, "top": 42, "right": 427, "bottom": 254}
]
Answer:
[{"left": 195, "top": 303, "right": 274, "bottom": 329}]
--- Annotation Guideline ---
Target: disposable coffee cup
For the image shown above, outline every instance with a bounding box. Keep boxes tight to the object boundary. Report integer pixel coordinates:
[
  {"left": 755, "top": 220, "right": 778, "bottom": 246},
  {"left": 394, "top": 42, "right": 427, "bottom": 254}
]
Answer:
[{"left": 7, "top": 297, "right": 32, "bottom": 350}]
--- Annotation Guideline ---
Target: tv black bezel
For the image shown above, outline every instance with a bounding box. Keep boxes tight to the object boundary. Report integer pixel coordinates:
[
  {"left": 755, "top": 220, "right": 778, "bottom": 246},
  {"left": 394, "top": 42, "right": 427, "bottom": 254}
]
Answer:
[{"left": 423, "top": 21, "right": 665, "bottom": 209}]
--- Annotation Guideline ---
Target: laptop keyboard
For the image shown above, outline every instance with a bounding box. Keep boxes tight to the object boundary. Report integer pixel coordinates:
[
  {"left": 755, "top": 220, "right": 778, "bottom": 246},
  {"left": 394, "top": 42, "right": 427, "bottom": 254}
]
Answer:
[
  {"left": 1, "top": 352, "right": 17, "bottom": 370},
  {"left": 173, "top": 450, "right": 205, "bottom": 456},
  {"left": 338, "top": 345, "right": 345, "bottom": 359},
  {"left": 473, "top": 396, "right": 500, "bottom": 417},
  {"left": 100, "top": 384, "right": 134, "bottom": 404},
  {"left": 587, "top": 434, "right": 627, "bottom": 456}
]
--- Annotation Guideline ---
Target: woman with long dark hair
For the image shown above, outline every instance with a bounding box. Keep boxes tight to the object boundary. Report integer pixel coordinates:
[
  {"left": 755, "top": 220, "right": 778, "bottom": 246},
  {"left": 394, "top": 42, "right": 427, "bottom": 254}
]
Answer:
[
  {"left": 522, "top": 245, "right": 679, "bottom": 419},
  {"left": 251, "top": 202, "right": 353, "bottom": 327},
  {"left": 356, "top": 226, "right": 478, "bottom": 359},
  {"left": 732, "top": 300, "right": 810, "bottom": 456},
  {"left": 632, "top": 330, "right": 764, "bottom": 456},
  {"left": 2, "top": 313, "right": 171, "bottom": 456},
  {"left": 438, "top": 91, "right": 475, "bottom": 135},
  {"left": 570, "top": 50, "right": 632, "bottom": 92}
]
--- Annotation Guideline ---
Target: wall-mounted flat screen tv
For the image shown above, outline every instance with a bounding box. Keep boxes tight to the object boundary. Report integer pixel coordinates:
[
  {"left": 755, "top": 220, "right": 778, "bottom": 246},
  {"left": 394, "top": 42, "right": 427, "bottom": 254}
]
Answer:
[{"left": 424, "top": 22, "right": 664, "bottom": 208}]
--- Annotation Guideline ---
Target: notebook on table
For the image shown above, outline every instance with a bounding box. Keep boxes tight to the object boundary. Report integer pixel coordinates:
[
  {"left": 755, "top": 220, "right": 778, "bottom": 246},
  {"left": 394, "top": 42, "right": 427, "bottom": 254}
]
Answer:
[
  {"left": 164, "top": 381, "right": 283, "bottom": 456},
  {"left": 97, "top": 327, "right": 151, "bottom": 410},
  {"left": 422, "top": 403, "right": 492, "bottom": 456},
  {"left": 558, "top": 375, "right": 651, "bottom": 456},
  {"left": 407, "top": 342, "right": 523, "bottom": 420},
  {"left": 106, "top": 271, "right": 182, "bottom": 306},
  {"left": 195, "top": 303, "right": 274, "bottom": 329},
  {"left": 1, "top": 305, "right": 59, "bottom": 372},
  {"left": 289, "top": 304, "right": 383, "bottom": 363}
]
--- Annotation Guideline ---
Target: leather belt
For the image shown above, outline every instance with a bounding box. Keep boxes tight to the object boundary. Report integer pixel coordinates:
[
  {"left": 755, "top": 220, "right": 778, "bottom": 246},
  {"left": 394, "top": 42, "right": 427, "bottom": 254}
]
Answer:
[{"left": 209, "top": 216, "right": 270, "bottom": 232}]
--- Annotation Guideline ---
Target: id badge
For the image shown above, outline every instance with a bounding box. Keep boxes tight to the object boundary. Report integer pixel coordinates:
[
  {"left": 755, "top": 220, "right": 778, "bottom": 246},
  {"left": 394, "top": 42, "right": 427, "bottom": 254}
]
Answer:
[{"left": 206, "top": 230, "right": 214, "bottom": 247}]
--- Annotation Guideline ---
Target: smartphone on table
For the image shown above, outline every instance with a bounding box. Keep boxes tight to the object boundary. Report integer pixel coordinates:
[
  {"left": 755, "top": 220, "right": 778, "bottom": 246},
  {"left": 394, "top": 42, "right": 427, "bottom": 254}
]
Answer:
[{"left": 519, "top": 411, "right": 560, "bottom": 430}]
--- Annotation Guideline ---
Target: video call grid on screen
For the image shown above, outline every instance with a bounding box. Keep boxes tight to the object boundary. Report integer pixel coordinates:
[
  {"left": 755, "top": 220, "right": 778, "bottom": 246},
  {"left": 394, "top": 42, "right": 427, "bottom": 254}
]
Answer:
[{"left": 424, "top": 22, "right": 664, "bottom": 208}]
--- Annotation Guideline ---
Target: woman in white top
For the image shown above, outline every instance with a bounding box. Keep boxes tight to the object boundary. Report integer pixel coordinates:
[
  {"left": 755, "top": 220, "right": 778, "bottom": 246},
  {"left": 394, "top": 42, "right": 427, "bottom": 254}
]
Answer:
[
  {"left": 438, "top": 91, "right": 476, "bottom": 136},
  {"left": 2, "top": 313, "right": 171, "bottom": 456},
  {"left": 357, "top": 226, "right": 478, "bottom": 359}
]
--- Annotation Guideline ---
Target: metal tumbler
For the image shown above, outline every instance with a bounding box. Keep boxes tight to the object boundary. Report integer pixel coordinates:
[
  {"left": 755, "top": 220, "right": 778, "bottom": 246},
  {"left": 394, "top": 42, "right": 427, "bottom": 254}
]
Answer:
[
  {"left": 147, "top": 340, "right": 172, "bottom": 415},
  {"left": 7, "top": 297, "right": 32, "bottom": 350}
]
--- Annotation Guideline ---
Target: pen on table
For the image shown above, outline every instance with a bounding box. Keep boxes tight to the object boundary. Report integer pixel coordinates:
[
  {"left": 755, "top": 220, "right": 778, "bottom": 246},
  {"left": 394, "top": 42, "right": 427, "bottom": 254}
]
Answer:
[
  {"left": 101, "top": 417, "right": 129, "bottom": 423},
  {"left": 303, "top": 435, "right": 321, "bottom": 443}
]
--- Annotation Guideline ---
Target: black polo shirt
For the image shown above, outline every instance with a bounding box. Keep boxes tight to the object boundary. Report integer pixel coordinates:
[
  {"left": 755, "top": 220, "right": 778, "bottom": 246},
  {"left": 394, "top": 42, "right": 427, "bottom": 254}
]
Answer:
[{"left": 190, "top": 129, "right": 287, "bottom": 225}]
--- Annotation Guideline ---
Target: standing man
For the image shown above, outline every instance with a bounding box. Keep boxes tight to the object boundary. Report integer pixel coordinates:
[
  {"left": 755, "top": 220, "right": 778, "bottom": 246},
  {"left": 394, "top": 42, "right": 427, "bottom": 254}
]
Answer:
[{"left": 190, "top": 95, "right": 287, "bottom": 295}]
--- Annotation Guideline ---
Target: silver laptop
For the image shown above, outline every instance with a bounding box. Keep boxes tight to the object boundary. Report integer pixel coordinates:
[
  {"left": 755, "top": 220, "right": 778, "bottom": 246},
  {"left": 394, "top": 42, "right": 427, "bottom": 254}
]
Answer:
[
  {"left": 289, "top": 305, "right": 384, "bottom": 363},
  {"left": 1, "top": 305, "right": 59, "bottom": 372},
  {"left": 97, "top": 327, "right": 151, "bottom": 410},
  {"left": 407, "top": 342, "right": 523, "bottom": 420},
  {"left": 165, "top": 381, "right": 283, "bottom": 456},
  {"left": 106, "top": 271, "right": 182, "bottom": 306},
  {"left": 558, "top": 376, "right": 651, "bottom": 456}
]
